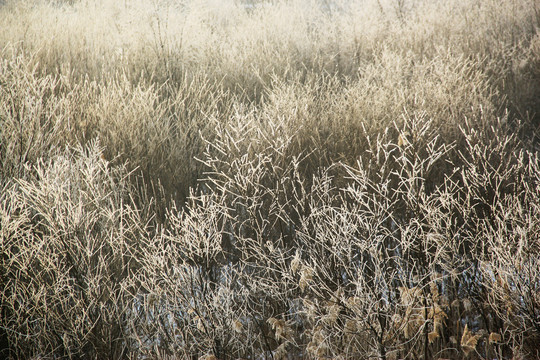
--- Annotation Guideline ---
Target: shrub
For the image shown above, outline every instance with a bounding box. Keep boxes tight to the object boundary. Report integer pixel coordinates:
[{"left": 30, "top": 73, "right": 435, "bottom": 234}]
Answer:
[
  {"left": 0, "top": 142, "right": 149, "bottom": 359},
  {"left": 0, "top": 0, "right": 539, "bottom": 358}
]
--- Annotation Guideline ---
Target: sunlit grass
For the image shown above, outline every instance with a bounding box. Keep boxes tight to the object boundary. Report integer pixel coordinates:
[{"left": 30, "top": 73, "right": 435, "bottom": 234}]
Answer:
[{"left": 1, "top": 0, "right": 539, "bottom": 358}]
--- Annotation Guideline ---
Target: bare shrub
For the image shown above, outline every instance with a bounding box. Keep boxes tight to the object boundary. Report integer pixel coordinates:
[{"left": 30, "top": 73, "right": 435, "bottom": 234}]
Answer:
[
  {"left": 131, "top": 112, "right": 540, "bottom": 359},
  {"left": 0, "top": 49, "right": 73, "bottom": 179},
  {"left": 132, "top": 113, "right": 308, "bottom": 359},
  {"left": 0, "top": 141, "right": 148, "bottom": 359},
  {"left": 1, "top": 0, "right": 539, "bottom": 359}
]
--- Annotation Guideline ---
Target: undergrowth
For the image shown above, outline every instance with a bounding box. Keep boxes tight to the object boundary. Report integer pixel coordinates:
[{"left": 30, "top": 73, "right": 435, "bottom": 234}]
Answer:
[{"left": 1, "top": 0, "right": 539, "bottom": 358}]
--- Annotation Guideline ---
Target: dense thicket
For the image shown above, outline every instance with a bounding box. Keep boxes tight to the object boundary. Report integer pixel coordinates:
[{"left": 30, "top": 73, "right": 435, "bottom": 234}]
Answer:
[{"left": 1, "top": 0, "right": 539, "bottom": 359}]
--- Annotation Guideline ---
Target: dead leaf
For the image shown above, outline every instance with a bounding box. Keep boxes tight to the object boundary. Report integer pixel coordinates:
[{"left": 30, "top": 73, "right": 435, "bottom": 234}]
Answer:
[
  {"left": 489, "top": 332, "right": 502, "bottom": 344},
  {"left": 461, "top": 324, "right": 480, "bottom": 356},
  {"left": 428, "top": 331, "right": 440, "bottom": 343}
]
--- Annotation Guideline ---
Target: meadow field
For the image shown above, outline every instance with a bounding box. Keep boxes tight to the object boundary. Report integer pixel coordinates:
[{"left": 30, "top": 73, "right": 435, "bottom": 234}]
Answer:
[{"left": 1, "top": 0, "right": 540, "bottom": 358}]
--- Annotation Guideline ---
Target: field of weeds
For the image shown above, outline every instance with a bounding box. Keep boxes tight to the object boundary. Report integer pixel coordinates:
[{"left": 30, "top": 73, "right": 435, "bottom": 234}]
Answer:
[{"left": 1, "top": 0, "right": 540, "bottom": 359}]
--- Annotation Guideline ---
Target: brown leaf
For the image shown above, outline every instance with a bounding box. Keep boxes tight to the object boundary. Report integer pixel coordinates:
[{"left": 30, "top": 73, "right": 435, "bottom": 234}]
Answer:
[
  {"left": 489, "top": 332, "right": 502, "bottom": 344},
  {"left": 461, "top": 324, "right": 480, "bottom": 356},
  {"left": 232, "top": 319, "right": 243, "bottom": 333},
  {"left": 267, "top": 317, "right": 292, "bottom": 340},
  {"left": 199, "top": 355, "right": 218, "bottom": 360},
  {"left": 428, "top": 331, "right": 440, "bottom": 343}
]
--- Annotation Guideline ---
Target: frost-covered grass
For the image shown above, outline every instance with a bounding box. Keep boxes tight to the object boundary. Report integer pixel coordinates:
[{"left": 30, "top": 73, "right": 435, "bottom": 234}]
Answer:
[{"left": 1, "top": 0, "right": 539, "bottom": 358}]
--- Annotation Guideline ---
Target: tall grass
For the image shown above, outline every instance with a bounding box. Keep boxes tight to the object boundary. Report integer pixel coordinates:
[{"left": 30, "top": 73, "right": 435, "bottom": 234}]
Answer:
[{"left": 1, "top": 0, "right": 539, "bottom": 358}]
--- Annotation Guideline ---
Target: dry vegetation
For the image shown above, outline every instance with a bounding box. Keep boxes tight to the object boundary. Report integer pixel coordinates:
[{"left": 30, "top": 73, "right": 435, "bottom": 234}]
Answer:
[{"left": 1, "top": 0, "right": 540, "bottom": 359}]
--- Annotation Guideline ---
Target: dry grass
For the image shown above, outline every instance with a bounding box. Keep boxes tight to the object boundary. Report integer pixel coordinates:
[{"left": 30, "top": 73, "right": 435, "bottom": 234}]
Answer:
[{"left": 1, "top": 0, "right": 539, "bottom": 358}]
